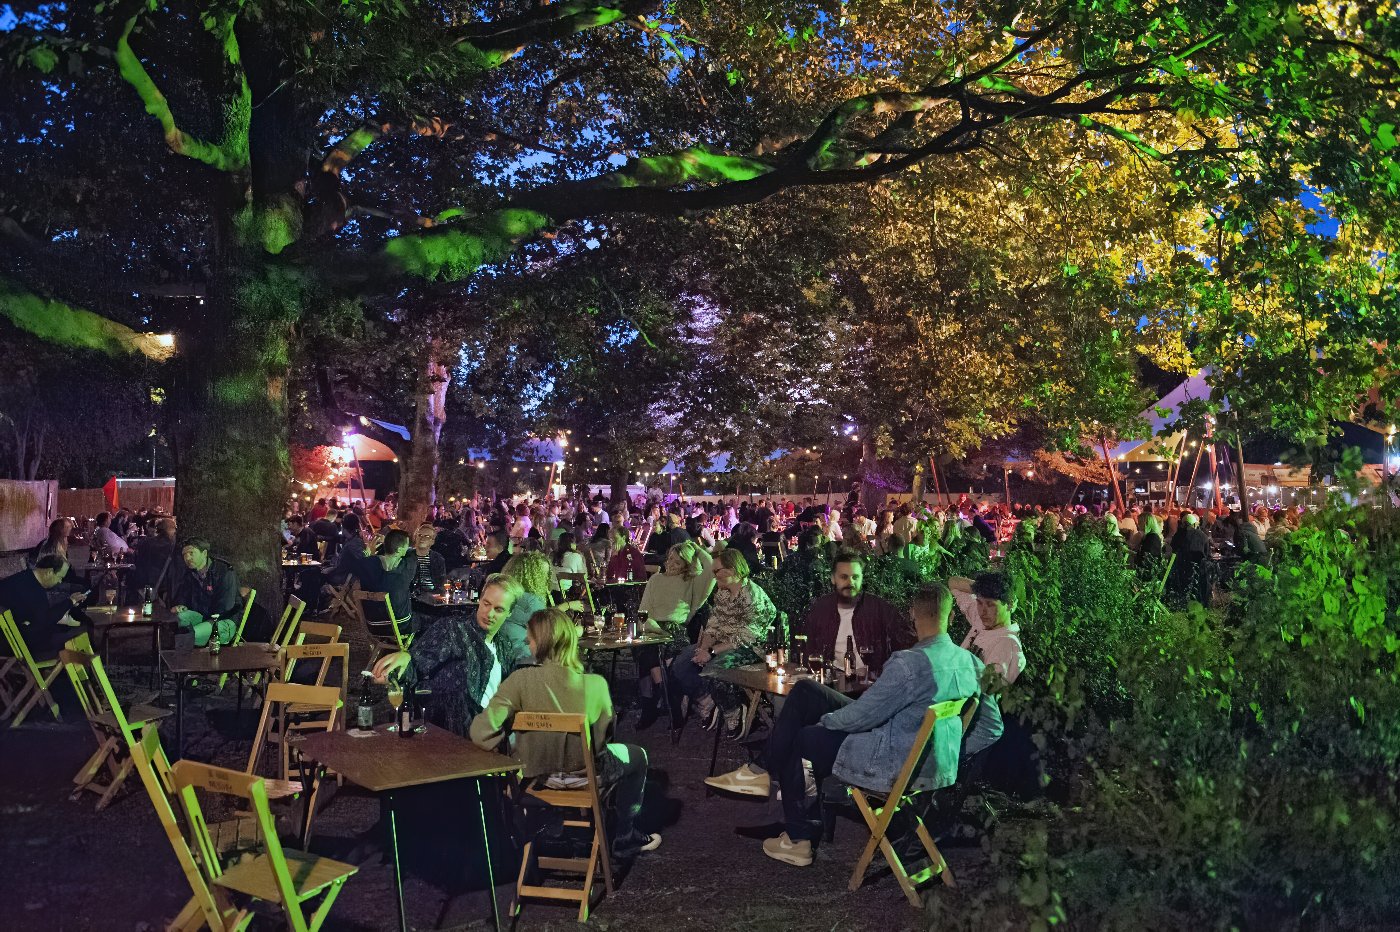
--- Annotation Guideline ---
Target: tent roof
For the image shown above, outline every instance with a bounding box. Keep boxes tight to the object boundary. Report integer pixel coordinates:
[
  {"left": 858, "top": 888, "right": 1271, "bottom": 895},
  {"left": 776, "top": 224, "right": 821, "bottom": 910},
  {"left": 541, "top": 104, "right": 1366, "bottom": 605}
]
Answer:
[
  {"left": 1107, "top": 369, "right": 1218, "bottom": 462},
  {"left": 659, "top": 450, "right": 788, "bottom": 474}
]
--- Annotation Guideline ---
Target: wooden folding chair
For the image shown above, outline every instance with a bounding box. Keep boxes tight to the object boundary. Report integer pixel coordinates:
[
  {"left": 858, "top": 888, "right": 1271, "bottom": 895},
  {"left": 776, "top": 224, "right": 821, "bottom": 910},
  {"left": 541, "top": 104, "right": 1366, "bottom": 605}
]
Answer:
[
  {"left": 247, "top": 682, "right": 342, "bottom": 792},
  {"left": 0, "top": 608, "right": 76, "bottom": 727},
  {"left": 285, "top": 641, "right": 349, "bottom": 695},
  {"left": 214, "top": 587, "right": 259, "bottom": 692},
  {"left": 847, "top": 696, "right": 979, "bottom": 906},
  {"left": 351, "top": 589, "right": 412, "bottom": 661},
  {"left": 170, "top": 759, "right": 357, "bottom": 932},
  {"left": 59, "top": 648, "right": 172, "bottom": 810},
  {"left": 248, "top": 595, "right": 306, "bottom": 689},
  {"left": 556, "top": 572, "right": 597, "bottom": 614},
  {"left": 510, "top": 711, "right": 614, "bottom": 923},
  {"left": 322, "top": 580, "right": 357, "bottom": 624},
  {"left": 128, "top": 726, "right": 249, "bottom": 932}
]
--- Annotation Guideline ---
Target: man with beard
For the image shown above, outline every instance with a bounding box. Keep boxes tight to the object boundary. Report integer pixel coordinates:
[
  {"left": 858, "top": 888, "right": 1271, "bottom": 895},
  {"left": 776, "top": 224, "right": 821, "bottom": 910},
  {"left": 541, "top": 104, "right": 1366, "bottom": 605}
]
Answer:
[{"left": 798, "top": 550, "right": 914, "bottom": 676}]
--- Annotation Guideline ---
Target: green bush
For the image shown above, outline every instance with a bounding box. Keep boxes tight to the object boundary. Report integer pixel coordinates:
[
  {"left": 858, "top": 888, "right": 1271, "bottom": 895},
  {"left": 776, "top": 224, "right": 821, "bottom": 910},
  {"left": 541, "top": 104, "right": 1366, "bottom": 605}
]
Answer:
[{"left": 933, "top": 506, "right": 1400, "bottom": 930}]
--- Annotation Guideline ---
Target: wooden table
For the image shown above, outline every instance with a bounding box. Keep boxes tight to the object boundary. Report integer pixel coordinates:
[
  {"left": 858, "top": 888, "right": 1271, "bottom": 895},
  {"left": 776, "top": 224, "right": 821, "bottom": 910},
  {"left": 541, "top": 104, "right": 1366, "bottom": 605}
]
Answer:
[
  {"left": 160, "top": 643, "right": 283, "bottom": 759},
  {"left": 87, "top": 604, "right": 176, "bottom": 689},
  {"left": 412, "top": 593, "right": 476, "bottom": 617},
  {"left": 296, "top": 723, "right": 521, "bottom": 932},
  {"left": 581, "top": 632, "right": 677, "bottom": 732},
  {"left": 702, "top": 665, "right": 821, "bottom": 779}
]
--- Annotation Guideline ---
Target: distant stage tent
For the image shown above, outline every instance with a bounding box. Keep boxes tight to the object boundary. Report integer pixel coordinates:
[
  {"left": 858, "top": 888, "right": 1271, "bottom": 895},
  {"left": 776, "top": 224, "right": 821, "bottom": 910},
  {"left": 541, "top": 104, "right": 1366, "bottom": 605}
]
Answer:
[{"left": 1106, "top": 369, "right": 1217, "bottom": 462}]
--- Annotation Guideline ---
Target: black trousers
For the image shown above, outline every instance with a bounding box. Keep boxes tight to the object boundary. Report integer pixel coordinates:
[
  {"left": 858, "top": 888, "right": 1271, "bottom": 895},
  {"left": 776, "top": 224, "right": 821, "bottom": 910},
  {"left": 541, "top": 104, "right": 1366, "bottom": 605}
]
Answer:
[{"left": 765, "top": 679, "right": 852, "bottom": 841}]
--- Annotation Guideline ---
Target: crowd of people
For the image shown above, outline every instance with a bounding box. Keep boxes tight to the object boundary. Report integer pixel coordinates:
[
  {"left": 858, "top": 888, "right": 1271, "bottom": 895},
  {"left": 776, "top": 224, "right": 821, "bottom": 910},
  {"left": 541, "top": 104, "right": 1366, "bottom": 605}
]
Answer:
[{"left": 4, "top": 485, "right": 1306, "bottom": 880}]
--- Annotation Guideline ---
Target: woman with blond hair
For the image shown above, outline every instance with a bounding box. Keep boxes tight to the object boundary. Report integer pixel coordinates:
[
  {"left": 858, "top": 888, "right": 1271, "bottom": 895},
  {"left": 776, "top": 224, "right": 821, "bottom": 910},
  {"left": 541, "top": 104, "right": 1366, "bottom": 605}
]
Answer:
[
  {"left": 631, "top": 540, "right": 715, "bottom": 727},
  {"left": 471, "top": 609, "right": 661, "bottom": 858},
  {"left": 497, "top": 550, "right": 583, "bottom": 675},
  {"left": 670, "top": 548, "right": 777, "bottom": 736}
]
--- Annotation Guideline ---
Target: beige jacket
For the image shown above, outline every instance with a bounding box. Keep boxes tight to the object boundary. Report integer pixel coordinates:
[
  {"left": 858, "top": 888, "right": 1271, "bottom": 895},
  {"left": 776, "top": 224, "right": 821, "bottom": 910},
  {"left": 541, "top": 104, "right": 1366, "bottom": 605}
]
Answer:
[{"left": 469, "top": 661, "right": 613, "bottom": 778}]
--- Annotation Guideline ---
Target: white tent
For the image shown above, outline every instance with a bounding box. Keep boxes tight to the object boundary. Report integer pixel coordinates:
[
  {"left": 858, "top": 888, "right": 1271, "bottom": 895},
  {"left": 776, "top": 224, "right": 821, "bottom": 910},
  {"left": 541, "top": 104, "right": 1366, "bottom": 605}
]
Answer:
[{"left": 1106, "top": 369, "right": 1218, "bottom": 462}]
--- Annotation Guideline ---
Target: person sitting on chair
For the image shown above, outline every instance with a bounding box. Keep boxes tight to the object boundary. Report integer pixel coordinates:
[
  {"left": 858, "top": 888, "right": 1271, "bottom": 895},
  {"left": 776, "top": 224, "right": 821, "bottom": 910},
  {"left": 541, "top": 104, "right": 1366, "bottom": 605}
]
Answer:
[
  {"left": 170, "top": 538, "right": 240, "bottom": 647},
  {"left": 798, "top": 550, "right": 915, "bottom": 679},
  {"left": 705, "top": 582, "right": 984, "bottom": 868},
  {"left": 470, "top": 608, "right": 662, "bottom": 859},
  {"left": 372, "top": 574, "right": 522, "bottom": 733},
  {"left": 0, "top": 555, "right": 91, "bottom": 659},
  {"left": 347, "top": 528, "right": 416, "bottom": 638}
]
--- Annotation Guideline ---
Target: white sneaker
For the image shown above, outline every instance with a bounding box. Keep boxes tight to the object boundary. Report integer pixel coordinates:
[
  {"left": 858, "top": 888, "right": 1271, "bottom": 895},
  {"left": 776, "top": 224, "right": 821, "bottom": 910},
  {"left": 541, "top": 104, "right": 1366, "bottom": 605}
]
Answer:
[
  {"left": 704, "top": 764, "right": 771, "bottom": 797},
  {"left": 776, "top": 762, "right": 817, "bottom": 802},
  {"left": 762, "top": 832, "right": 814, "bottom": 866}
]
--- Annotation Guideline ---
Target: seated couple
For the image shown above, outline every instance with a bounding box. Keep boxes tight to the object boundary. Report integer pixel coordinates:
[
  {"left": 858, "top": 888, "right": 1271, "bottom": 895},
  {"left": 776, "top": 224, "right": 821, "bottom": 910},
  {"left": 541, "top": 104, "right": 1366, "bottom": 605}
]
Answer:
[
  {"left": 705, "top": 579, "right": 1012, "bottom": 867},
  {"left": 374, "top": 587, "right": 661, "bottom": 859}
]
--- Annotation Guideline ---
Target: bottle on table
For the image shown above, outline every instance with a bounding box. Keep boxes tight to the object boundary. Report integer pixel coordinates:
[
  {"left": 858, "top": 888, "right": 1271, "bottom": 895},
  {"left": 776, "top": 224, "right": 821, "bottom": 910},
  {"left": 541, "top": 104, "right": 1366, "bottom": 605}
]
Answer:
[
  {"left": 207, "top": 614, "right": 222, "bottom": 655},
  {"left": 141, "top": 587, "right": 154, "bottom": 617},
  {"left": 399, "top": 681, "right": 415, "bottom": 738},
  {"left": 842, "top": 634, "right": 855, "bottom": 681},
  {"left": 356, "top": 673, "right": 375, "bottom": 729}
]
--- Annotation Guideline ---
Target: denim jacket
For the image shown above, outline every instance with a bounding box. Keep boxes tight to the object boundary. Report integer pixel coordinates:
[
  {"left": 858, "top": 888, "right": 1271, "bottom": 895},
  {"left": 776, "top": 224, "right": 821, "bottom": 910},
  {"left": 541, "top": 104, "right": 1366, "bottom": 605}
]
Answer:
[{"left": 821, "top": 633, "right": 983, "bottom": 793}]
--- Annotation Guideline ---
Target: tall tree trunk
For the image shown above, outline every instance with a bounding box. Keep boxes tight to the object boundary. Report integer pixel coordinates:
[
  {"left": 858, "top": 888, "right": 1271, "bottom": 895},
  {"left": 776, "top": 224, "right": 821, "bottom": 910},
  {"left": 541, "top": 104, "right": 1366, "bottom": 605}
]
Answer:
[
  {"left": 398, "top": 340, "right": 450, "bottom": 529},
  {"left": 608, "top": 468, "right": 630, "bottom": 505},
  {"left": 858, "top": 435, "right": 880, "bottom": 512},
  {"left": 173, "top": 228, "right": 292, "bottom": 611},
  {"left": 909, "top": 461, "right": 926, "bottom": 505}
]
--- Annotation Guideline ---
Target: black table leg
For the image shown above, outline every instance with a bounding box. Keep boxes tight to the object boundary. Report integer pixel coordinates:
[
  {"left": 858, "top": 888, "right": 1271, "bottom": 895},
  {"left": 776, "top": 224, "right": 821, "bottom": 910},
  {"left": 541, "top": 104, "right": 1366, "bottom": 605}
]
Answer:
[
  {"left": 708, "top": 712, "right": 723, "bottom": 778},
  {"left": 388, "top": 791, "right": 408, "bottom": 932},
  {"left": 150, "top": 623, "right": 161, "bottom": 691},
  {"left": 475, "top": 776, "right": 502, "bottom": 932},
  {"left": 175, "top": 674, "right": 185, "bottom": 760}
]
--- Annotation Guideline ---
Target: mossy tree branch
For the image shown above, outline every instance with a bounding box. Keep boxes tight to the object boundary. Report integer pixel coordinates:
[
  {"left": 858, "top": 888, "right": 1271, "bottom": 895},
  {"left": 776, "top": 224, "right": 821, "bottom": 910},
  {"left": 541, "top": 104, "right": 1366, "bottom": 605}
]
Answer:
[
  {"left": 0, "top": 279, "right": 176, "bottom": 361},
  {"left": 115, "top": 9, "right": 251, "bottom": 173}
]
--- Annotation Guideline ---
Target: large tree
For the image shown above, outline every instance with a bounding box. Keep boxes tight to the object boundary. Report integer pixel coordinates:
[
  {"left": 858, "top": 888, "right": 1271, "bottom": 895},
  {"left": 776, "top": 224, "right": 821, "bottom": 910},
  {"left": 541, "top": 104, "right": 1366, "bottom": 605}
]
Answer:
[{"left": 2, "top": 0, "right": 1396, "bottom": 594}]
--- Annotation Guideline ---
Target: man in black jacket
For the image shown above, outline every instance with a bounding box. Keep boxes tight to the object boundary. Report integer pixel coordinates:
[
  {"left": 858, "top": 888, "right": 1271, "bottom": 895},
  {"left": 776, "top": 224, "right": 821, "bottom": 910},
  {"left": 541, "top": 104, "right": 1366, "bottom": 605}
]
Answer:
[
  {"left": 171, "top": 538, "right": 241, "bottom": 646},
  {"left": 0, "top": 555, "right": 90, "bottom": 659}
]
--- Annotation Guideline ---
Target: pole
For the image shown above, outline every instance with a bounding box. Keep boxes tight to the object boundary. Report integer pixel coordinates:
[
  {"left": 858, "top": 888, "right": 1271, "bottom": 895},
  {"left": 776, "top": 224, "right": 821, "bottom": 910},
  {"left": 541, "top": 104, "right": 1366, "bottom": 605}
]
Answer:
[
  {"left": 1003, "top": 465, "right": 1011, "bottom": 508},
  {"left": 1100, "top": 436, "right": 1126, "bottom": 511},
  {"left": 1184, "top": 442, "right": 1206, "bottom": 508},
  {"left": 349, "top": 443, "right": 369, "bottom": 509},
  {"left": 825, "top": 480, "right": 833, "bottom": 510},
  {"left": 1234, "top": 432, "right": 1250, "bottom": 513},
  {"left": 1207, "top": 442, "right": 1223, "bottom": 511}
]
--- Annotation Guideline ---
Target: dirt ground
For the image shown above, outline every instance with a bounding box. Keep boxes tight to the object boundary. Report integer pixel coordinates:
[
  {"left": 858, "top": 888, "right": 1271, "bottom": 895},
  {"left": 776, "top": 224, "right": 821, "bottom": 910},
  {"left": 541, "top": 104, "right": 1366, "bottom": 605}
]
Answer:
[{"left": 1, "top": 613, "right": 989, "bottom": 932}]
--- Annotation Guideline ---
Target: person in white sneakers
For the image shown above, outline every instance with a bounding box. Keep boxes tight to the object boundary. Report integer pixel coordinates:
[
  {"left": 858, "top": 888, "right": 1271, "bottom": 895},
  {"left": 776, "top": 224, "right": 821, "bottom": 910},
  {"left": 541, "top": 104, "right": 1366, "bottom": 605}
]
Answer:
[{"left": 707, "top": 583, "right": 984, "bottom": 867}]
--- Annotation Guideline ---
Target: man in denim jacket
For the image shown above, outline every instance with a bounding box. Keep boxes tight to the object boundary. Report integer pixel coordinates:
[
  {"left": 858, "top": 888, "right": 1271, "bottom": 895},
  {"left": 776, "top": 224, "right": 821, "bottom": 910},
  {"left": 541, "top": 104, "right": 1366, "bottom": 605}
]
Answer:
[{"left": 708, "top": 582, "right": 983, "bottom": 867}]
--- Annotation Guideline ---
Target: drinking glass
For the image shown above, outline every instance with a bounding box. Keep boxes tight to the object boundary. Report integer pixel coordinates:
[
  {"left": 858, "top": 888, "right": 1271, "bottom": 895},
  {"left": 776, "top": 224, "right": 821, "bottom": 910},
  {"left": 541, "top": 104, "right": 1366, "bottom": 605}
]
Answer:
[
  {"left": 386, "top": 679, "right": 404, "bottom": 732},
  {"left": 806, "top": 654, "right": 824, "bottom": 676}
]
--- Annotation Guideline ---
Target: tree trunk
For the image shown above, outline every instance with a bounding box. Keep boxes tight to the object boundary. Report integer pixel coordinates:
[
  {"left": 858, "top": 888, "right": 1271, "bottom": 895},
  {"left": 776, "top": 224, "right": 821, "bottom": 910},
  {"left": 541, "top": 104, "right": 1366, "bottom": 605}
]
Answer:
[
  {"left": 173, "top": 236, "right": 291, "bottom": 612},
  {"left": 608, "top": 468, "right": 630, "bottom": 506},
  {"left": 1100, "top": 435, "right": 1126, "bottom": 511},
  {"left": 398, "top": 341, "right": 450, "bottom": 529},
  {"left": 909, "top": 461, "right": 926, "bottom": 505},
  {"left": 858, "top": 435, "right": 880, "bottom": 511}
]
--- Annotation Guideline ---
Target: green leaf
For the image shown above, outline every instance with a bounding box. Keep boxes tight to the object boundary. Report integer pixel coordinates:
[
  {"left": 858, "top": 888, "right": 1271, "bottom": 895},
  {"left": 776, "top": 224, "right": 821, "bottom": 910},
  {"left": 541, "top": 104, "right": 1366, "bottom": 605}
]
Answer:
[
  {"left": 1376, "top": 123, "right": 1397, "bottom": 152},
  {"left": 26, "top": 46, "right": 59, "bottom": 74}
]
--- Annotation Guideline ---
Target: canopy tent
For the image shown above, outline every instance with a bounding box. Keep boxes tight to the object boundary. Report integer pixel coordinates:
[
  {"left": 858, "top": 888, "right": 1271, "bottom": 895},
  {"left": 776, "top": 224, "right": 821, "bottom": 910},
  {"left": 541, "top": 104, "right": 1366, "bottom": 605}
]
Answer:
[
  {"left": 1106, "top": 369, "right": 1217, "bottom": 462},
  {"left": 467, "top": 437, "right": 567, "bottom": 464},
  {"left": 343, "top": 432, "right": 397, "bottom": 462},
  {"left": 658, "top": 450, "right": 789, "bottom": 475}
]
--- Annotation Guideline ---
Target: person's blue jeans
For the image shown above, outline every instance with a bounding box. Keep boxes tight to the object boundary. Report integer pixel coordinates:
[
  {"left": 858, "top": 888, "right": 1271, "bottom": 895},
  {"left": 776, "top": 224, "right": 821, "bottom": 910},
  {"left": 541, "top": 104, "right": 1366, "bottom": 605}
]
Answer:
[{"left": 670, "top": 643, "right": 743, "bottom": 700}]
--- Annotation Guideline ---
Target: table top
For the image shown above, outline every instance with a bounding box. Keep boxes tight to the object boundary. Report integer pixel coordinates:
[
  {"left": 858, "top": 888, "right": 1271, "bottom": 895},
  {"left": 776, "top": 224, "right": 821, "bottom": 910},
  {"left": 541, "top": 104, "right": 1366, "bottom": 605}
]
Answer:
[
  {"left": 705, "top": 664, "right": 818, "bottom": 697},
  {"left": 81, "top": 563, "right": 135, "bottom": 572},
  {"left": 413, "top": 594, "right": 476, "bottom": 615},
  {"left": 600, "top": 579, "right": 646, "bottom": 588},
  {"left": 579, "top": 633, "right": 672, "bottom": 651},
  {"left": 281, "top": 560, "right": 322, "bottom": 568},
  {"left": 161, "top": 643, "right": 283, "bottom": 675},
  {"left": 297, "top": 723, "right": 521, "bottom": 792},
  {"left": 88, "top": 605, "right": 176, "bottom": 627}
]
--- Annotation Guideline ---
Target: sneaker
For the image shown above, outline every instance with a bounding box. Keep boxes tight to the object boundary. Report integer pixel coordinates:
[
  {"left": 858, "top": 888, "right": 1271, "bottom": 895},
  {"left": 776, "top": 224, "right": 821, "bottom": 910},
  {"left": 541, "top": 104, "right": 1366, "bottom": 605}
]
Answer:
[
  {"left": 762, "top": 832, "right": 814, "bottom": 867},
  {"left": 696, "top": 696, "right": 718, "bottom": 729},
  {"left": 543, "top": 773, "right": 589, "bottom": 790},
  {"left": 776, "top": 762, "right": 817, "bottom": 803},
  {"left": 613, "top": 830, "right": 662, "bottom": 858},
  {"left": 722, "top": 705, "right": 746, "bottom": 738},
  {"left": 704, "top": 764, "right": 771, "bottom": 797}
]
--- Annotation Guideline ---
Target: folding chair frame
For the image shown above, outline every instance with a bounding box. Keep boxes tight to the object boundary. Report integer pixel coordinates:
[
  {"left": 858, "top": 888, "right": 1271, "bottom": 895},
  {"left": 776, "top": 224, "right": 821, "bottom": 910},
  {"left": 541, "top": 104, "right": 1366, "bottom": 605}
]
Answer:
[
  {"left": 214, "top": 588, "right": 259, "bottom": 692},
  {"left": 1, "top": 609, "right": 69, "bottom": 727},
  {"left": 847, "top": 696, "right": 979, "bottom": 907},
  {"left": 509, "top": 711, "right": 615, "bottom": 923},
  {"left": 170, "top": 759, "right": 356, "bottom": 932},
  {"left": 556, "top": 571, "right": 597, "bottom": 614},
  {"left": 351, "top": 589, "right": 412, "bottom": 661},
  {"left": 59, "top": 647, "right": 171, "bottom": 810}
]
